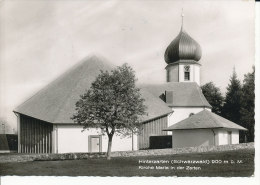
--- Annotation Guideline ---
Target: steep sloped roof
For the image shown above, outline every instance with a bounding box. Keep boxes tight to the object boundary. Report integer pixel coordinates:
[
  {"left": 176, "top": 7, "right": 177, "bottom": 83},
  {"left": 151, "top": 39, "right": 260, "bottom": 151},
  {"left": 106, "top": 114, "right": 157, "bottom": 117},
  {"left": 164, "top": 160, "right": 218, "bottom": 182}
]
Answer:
[
  {"left": 14, "top": 55, "right": 114, "bottom": 123},
  {"left": 14, "top": 55, "right": 172, "bottom": 124},
  {"left": 140, "top": 89, "right": 172, "bottom": 122},
  {"left": 163, "top": 110, "right": 247, "bottom": 131},
  {"left": 139, "top": 82, "right": 212, "bottom": 108}
]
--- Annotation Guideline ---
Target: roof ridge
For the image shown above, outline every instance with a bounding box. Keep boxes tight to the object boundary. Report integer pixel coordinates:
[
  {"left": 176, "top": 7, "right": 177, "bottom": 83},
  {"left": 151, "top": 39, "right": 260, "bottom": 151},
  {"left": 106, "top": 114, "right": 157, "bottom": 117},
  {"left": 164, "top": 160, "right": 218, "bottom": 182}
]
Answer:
[{"left": 53, "top": 57, "right": 114, "bottom": 123}]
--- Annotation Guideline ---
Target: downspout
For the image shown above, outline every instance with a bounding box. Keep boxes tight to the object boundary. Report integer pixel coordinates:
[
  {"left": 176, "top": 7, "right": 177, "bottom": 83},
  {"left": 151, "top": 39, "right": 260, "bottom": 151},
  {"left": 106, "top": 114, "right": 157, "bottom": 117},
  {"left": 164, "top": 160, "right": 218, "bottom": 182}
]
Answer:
[
  {"left": 132, "top": 131, "right": 134, "bottom": 151},
  {"left": 56, "top": 125, "right": 58, "bottom": 153},
  {"left": 211, "top": 129, "right": 216, "bottom": 146}
]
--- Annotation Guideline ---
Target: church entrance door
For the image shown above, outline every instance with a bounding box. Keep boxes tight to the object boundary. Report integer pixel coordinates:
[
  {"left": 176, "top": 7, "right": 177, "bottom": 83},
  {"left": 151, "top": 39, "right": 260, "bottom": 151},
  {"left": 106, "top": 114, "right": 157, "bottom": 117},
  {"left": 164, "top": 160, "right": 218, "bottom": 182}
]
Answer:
[{"left": 89, "top": 135, "right": 102, "bottom": 152}]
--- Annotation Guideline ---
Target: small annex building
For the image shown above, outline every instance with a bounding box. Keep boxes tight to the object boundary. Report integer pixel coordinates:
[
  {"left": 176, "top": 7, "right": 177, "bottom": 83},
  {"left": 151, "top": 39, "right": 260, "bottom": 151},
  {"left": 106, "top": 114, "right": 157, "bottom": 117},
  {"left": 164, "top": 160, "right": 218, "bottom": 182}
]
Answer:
[
  {"left": 163, "top": 110, "right": 247, "bottom": 148},
  {"left": 14, "top": 20, "right": 246, "bottom": 154}
]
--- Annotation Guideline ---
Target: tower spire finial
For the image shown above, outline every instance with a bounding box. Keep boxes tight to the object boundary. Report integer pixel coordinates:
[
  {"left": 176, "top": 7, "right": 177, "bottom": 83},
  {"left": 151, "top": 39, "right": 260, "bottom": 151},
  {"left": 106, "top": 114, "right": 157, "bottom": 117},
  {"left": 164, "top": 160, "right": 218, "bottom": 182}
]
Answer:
[{"left": 181, "top": 8, "right": 184, "bottom": 30}]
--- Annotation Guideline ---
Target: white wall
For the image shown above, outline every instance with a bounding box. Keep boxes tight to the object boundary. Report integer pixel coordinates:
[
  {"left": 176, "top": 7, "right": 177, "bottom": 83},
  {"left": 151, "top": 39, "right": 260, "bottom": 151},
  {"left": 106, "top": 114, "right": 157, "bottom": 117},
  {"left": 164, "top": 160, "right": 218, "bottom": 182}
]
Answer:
[
  {"left": 172, "top": 129, "right": 215, "bottom": 148},
  {"left": 179, "top": 64, "right": 185, "bottom": 82},
  {"left": 217, "top": 129, "right": 228, "bottom": 145},
  {"left": 166, "top": 64, "right": 179, "bottom": 82},
  {"left": 55, "top": 125, "right": 137, "bottom": 153},
  {"left": 168, "top": 107, "right": 210, "bottom": 127},
  {"left": 166, "top": 63, "right": 200, "bottom": 84},
  {"left": 231, "top": 130, "right": 239, "bottom": 144},
  {"left": 171, "top": 128, "right": 240, "bottom": 148},
  {"left": 178, "top": 64, "right": 200, "bottom": 85},
  {"left": 102, "top": 133, "right": 138, "bottom": 152},
  {"left": 216, "top": 129, "right": 239, "bottom": 145},
  {"left": 193, "top": 65, "right": 200, "bottom": 85}
]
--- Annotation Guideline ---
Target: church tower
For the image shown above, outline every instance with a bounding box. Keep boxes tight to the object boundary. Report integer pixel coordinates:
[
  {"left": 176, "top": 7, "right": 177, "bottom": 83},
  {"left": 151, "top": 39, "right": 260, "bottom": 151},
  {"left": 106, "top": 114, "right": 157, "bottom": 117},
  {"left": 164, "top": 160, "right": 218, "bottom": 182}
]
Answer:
[{"left": 164, "top": 12, "right": 202, "bottom": 85}]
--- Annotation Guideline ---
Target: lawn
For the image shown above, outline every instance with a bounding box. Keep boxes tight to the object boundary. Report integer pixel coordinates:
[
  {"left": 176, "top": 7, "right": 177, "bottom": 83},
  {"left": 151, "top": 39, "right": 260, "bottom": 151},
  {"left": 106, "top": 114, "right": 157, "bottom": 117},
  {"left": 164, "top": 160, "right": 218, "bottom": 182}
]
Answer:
[{"left": 0, "top": 148, "right": 254, "bottom": 177}]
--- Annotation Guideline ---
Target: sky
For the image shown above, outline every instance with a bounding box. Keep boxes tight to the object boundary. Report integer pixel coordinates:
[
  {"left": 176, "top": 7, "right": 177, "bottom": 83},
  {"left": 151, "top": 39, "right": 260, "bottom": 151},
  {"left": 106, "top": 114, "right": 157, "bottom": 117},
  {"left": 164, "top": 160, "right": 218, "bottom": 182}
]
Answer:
[{"left": 0, "top": 0, "right": 255, "bottom": 132}]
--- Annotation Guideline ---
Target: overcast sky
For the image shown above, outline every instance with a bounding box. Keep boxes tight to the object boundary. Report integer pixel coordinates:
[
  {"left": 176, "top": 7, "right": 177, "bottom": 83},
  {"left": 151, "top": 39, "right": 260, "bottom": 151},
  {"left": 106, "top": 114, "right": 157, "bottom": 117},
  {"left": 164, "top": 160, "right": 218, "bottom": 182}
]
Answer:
[{"left": 0, "top": 0, "right": 255, "bottom": 131}]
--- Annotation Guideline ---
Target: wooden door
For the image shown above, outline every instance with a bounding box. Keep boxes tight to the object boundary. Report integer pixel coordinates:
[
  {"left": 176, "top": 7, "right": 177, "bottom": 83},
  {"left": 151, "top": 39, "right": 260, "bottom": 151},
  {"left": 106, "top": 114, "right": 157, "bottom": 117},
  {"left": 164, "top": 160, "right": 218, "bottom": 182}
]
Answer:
[{"left": 89, "top": 136, "right": 101, "bottom": 152}]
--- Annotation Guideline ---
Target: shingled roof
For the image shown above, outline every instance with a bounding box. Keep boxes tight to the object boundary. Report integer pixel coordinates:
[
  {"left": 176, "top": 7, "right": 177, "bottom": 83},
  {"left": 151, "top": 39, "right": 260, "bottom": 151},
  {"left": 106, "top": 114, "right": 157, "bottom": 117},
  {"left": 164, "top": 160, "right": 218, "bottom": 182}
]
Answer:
[
  {"left": 14, "top": 55, "right": 113, "bottom": 123},
  {"left": 163, "top": 110, "right": 247, "bottom": 131},
  {"left": 139, "top": 82, "right": 212, "bottom": 108},
  {"left": 14, "top": 55, "right": 172, "bottom": 124},
  {"left": 139, "top": 89, "right": 172, "bottom": 122}
]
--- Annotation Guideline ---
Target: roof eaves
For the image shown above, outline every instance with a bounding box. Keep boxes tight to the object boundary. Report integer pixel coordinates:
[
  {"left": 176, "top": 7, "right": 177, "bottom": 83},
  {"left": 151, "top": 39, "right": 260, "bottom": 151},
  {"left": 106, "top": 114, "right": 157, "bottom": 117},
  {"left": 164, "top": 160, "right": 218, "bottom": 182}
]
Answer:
[
  {"left": 141, "top": 111, "right": 173, "bottom": 124},
  {"left": 162, "top": 126, "right": 223, "bottom": 131},
  {"left": 163, "top": 126, "right": 247, "bottom": 131},
  {"left": 167, "top": 105, "right": 212, "bottom": 108},
  {"left": 14, "top": 111, "right": 53, "bottom": 124},
  {"left": 195, "top": 84, "right": 212, "bottom": 108}
]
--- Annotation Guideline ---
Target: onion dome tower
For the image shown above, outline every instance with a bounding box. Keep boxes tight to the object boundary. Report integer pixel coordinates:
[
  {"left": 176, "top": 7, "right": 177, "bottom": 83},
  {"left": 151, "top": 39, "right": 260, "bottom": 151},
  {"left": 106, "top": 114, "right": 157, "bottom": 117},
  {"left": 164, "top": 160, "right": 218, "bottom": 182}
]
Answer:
[{"left": 164, "top": 11, "right": 202, "bottom": 85}]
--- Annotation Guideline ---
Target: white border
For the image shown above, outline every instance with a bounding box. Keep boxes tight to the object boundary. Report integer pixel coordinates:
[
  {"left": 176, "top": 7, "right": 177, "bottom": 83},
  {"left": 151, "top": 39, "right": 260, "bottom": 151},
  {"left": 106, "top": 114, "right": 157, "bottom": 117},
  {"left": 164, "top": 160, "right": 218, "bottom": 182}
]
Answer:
[{"left": 1, "top": 2, "right": 260, "bottom": 185}]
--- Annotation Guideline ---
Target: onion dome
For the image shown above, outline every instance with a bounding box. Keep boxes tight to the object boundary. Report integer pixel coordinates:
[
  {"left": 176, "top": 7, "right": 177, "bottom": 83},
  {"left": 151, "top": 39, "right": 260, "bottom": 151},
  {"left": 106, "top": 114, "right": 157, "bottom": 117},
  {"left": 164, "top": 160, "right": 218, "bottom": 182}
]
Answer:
[{"left": 164, "top": 28, "right": 202, "bottom": 64}]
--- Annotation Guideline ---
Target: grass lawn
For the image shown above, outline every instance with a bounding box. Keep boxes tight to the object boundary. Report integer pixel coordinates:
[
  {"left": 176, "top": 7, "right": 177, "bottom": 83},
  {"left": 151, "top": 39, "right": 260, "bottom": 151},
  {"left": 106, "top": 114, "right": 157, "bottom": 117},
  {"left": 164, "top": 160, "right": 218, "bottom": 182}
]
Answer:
[{"left": 0, "top": 148, "right": 254, "bottom": 177}]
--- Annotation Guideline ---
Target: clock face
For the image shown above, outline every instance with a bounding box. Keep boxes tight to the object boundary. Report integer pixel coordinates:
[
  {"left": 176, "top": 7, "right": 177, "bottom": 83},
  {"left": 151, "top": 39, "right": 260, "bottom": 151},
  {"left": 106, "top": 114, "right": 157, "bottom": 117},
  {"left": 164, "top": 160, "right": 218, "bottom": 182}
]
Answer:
[{"left": 184, "top": 65, "right": 190, "bottom": 72}]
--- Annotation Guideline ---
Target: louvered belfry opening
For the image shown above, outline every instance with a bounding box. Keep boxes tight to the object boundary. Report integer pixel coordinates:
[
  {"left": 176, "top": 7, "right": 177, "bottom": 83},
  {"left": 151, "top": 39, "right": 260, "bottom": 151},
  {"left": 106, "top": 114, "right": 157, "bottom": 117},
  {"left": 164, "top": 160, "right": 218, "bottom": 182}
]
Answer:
[{"left": 19, "top": 114, "right": 53, "bottom": 153}]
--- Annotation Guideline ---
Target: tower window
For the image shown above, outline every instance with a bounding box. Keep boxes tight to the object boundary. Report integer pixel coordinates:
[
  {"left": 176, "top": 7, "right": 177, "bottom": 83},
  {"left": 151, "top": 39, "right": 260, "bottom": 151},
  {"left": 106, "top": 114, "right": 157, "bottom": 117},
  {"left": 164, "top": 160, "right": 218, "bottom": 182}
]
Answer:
[
  {"left": 184, "top": 65, "right": 190, "bottom": 81},
  {"left": 185, "top": 72, "right": 190, "bottom": 81}
]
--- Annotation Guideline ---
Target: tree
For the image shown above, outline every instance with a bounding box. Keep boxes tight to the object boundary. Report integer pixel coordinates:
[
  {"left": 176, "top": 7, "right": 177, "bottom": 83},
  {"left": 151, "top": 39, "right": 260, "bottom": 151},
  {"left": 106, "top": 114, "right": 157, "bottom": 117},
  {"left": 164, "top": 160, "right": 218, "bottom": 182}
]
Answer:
[
  {"left": 221, "top": 68, "right": 242, "bottom": 125},
  {"left": 201, "top": 82, "right": 224, "bottom": 115},
  {"left": 240, "top": 66, "right": 255, "bottom": 142},
  {"left": 72, "top": 64, "right": 147, "bottom": 160}
]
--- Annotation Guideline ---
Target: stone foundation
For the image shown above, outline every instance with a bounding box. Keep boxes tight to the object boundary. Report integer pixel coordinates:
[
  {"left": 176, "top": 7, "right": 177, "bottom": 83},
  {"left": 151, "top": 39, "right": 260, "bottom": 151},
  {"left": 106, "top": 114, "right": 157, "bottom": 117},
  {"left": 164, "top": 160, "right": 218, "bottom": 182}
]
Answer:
[
  {"left": 112, "top": 142, "right": 254, "bottom": 157},
  {"left": 0, "top": 142, "right": 254, "bottom": 163}
]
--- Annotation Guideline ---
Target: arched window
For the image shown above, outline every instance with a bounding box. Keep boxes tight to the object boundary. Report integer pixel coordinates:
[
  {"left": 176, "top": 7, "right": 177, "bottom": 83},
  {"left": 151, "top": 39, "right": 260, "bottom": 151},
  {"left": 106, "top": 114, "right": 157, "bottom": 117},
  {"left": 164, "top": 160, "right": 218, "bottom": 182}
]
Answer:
[{"left": 184, "top": 65, "right": 190, "bottom": 81}]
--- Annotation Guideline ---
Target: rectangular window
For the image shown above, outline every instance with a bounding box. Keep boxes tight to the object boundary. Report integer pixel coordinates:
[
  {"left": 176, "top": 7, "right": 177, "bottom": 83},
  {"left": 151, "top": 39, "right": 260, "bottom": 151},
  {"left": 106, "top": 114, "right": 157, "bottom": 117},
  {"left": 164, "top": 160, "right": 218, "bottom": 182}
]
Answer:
[{"left": 184, "top": 72, "right": 190, "bottom": 81}]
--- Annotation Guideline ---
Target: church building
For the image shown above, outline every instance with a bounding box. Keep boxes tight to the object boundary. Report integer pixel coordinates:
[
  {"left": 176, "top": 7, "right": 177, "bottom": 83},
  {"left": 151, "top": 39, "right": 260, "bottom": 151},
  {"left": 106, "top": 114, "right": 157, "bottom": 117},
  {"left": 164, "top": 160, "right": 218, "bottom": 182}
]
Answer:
[{"left": 14, "top": 19, "right": 246, "bottom": 154}]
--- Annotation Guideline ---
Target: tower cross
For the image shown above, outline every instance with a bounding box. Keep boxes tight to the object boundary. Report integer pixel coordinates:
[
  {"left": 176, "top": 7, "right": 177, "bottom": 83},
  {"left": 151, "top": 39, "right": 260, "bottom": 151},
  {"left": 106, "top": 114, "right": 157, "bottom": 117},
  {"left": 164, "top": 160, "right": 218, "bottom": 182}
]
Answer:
[{"left": 181, "top": 8, "right": 184, "bottom": 30}]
